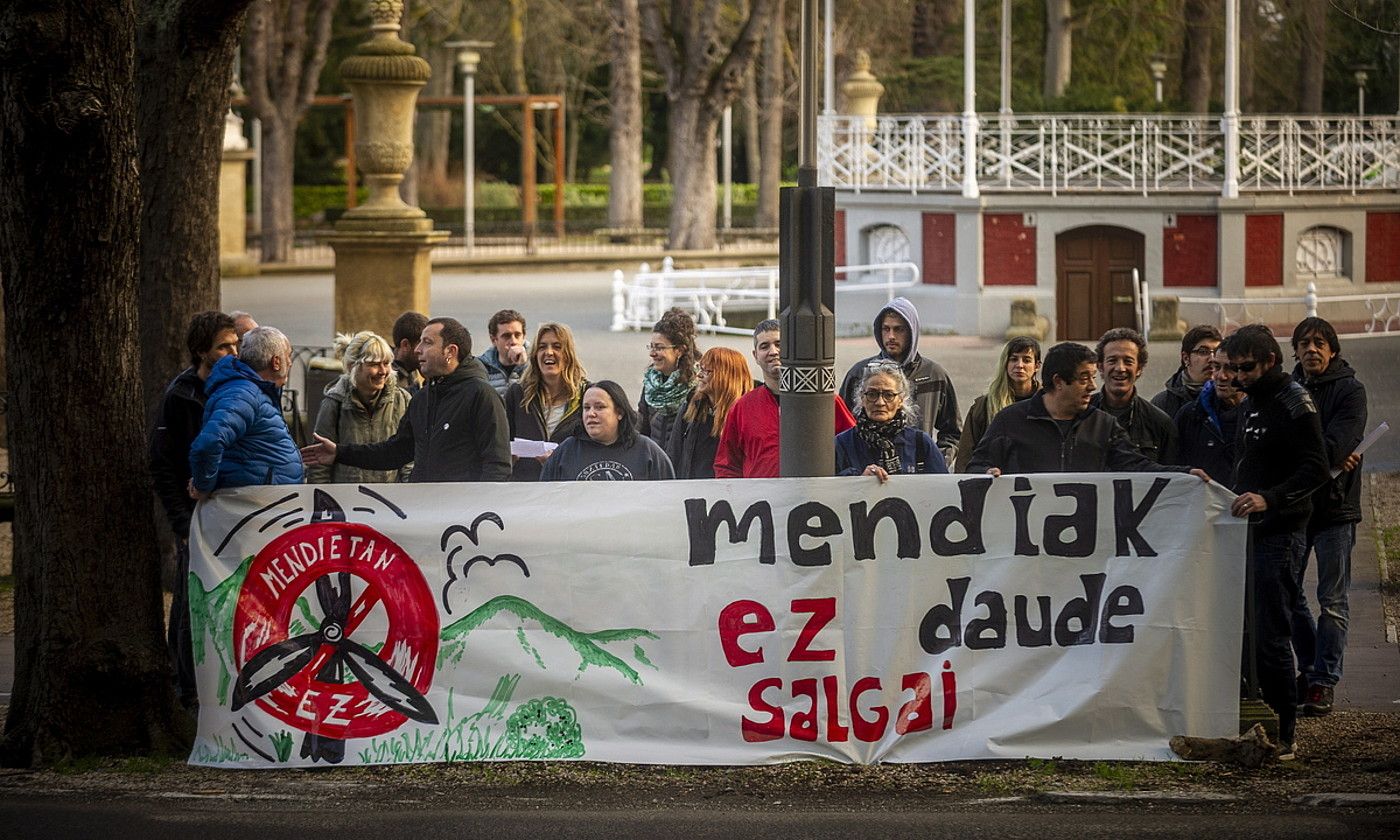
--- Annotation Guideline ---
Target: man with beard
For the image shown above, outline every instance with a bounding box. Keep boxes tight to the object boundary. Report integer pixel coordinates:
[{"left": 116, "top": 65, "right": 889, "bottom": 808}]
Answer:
[
  {"left": 1174, "top": 347, "right": 1242, "bottom": 481},
  {"left": 1091, "top": 327, "right": 1178, "bottom": 464},
  {"left": 1288, "top": 317, "right": 1367, "bottom": 718},
  {"left": 838, "top": 298, "right": 960, "bottom": 464},
  {"left": 1223, "top": 323, "right": 1329, "bottom": 759},
  {"left": 1152, "top": 324, "right": 1222, "bottom": 419},
  {"left": 391, "top": 310, "right": 429, "bottom": 396}
]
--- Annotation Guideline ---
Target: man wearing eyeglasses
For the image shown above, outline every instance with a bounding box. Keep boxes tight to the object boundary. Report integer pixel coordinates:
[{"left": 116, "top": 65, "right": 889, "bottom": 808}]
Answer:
[
  {"left": 966, "top": 342, "right": 1208, "bottom": 479},
  {"left": 1152, "top": 325, "right": 1222, "bottom": 419},
  {"left": 1221, "top": 323, "right": 1329, "bottom": 760}
]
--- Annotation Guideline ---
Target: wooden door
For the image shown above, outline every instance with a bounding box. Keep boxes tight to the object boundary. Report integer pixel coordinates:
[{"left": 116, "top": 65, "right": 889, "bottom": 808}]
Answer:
[{"left": 1055, "top": 226, "right": 1144, "bottom": 340}]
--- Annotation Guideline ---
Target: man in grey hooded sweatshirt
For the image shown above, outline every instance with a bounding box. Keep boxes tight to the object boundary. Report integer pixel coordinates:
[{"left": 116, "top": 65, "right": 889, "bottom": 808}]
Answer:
[{"left": 839, "top": 297, "right": 961, "bottom": 464}]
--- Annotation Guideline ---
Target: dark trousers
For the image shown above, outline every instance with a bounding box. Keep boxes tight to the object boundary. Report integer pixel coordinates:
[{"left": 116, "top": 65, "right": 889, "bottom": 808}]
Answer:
[
  {"left": 1252, "top": 529, "right": 1304, "bottom": 746},
  {"left": 168, "top": 538, "right": 197, "bottom": 705}
]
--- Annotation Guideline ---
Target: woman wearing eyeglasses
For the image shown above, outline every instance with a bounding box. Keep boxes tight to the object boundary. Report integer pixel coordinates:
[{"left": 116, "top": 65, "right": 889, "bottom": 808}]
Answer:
[
  {"left": 665, "top": 347, "right": 753, "bottom": 479},
  {"left": 638, "top": 307, "right": 701, "bottom": 445},
  {"left": 953, "top": 337, "right": 1041, "bottom": 473},
  {"left": 836, "top": 361, "right": 947, "bottom": 482}
]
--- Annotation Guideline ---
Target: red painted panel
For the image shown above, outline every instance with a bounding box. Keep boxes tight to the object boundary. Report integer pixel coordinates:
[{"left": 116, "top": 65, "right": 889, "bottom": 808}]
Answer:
[
  {"left": 982, "top": 214, "right": 1036, "bottom": 286},
  {"left": 1162, "top": 213, "right": 1218, "bottom": 287},
  {"left": 1244, "top": 214, "right": 1283, "bottom": 287},
  {"left": 834, "top": 209, "right": 847, "bottom": 268},
  {"left": 1366, "top": 212, "right": 1400, "bottom": 283},
  {"left": 921, "top": 212, "right": 956, "bottom": 285}
]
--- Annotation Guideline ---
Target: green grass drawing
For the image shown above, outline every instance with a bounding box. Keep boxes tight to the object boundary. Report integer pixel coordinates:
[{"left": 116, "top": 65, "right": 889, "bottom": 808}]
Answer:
[
  {"left": 187, "top": 556, "right": 252, "bottom": 706},
  {"left": 269, "top": 730, "right": 294, "bottom": 763},
  {"left": 437, "top": 595, "right": 658, "bottom": 684},
  {"left": 355, "top": 674, "right": 585, "bottom": 764},
  {"left": 190, "top": 734, "right": 251, "bottom": 765}
]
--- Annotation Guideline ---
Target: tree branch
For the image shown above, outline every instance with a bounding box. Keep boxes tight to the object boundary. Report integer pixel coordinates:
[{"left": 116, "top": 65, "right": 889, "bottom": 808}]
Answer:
[
  {"left": 295, "top": 0, "right": 336, "bottom": 117},
  {"left": 638, "top": 0, "right": 679, "bottom": 95},
  {"left": 242, "top": 1, "right": 275, "bottom": 119},
  {"left": 702, "top": 0, "right": 775, "bottom": 116}
]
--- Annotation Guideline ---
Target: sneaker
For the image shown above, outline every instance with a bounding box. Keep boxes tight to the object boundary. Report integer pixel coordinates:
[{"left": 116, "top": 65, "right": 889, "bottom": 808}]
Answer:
[
  {"left": 1301, "top": 684, "right": 1334, "bottom": 717},
  {"left": 1276, "top": 740, "right": 1297, "bottom": 761}
]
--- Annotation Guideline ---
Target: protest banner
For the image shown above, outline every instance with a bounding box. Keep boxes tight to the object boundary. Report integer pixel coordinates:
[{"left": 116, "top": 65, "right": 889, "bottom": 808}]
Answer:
[{"left": 187, "top": 474, "right": 1246, "bottom": 768}]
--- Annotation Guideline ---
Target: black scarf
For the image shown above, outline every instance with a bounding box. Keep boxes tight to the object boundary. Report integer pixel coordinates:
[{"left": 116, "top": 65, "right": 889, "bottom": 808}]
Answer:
[{"left": 855, "top": 411, "right": 908, "bottom": 474}]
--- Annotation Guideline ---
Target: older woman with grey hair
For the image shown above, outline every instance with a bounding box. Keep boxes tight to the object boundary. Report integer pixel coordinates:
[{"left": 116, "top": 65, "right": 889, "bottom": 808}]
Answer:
[
  {"left": 835, "top": 360, "right": 947, "bottom": 482},
  {"left": 307, "top": 330, "right": 412, "bottom": 483}
]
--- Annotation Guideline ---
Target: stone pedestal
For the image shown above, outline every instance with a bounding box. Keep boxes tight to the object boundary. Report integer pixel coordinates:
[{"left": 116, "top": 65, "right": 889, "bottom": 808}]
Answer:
[
  {"left": 841, "top": 49, "right": 885, "bottom": 130},
  {"left": 323, "top": 228, "right": 445, "bottom": 339},
  {"left": 219, "top": 109, "right": 258, "bottom": 276},
  {"left": 1149, "top": 295, "right": 1186, "bottom": 342}
]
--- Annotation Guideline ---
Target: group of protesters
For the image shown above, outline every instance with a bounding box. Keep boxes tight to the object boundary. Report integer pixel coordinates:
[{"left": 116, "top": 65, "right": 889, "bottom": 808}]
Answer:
[{"left": 148, "top": 297, "right": 1368, "bottom": 760}]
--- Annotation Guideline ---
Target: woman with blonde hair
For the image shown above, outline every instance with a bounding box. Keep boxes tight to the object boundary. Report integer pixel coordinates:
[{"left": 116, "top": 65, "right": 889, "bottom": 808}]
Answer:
[
  {"left": 665, "top": 346, "right": 753, "bottom": 479},
  {"left": 954, "top": 336, "right": 1041, "bottom": 473},
  {"left": 308, "top": 330, "right": 411, "bottom": 483},
  {"left": 505, "top": 322, "right": 590, "bottom": 481}
]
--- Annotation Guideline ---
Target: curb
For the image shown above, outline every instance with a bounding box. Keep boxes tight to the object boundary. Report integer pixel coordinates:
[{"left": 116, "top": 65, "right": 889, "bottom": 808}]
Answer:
[{"left": 1367, "top": 473, "right": 1398, "bottom": 645}]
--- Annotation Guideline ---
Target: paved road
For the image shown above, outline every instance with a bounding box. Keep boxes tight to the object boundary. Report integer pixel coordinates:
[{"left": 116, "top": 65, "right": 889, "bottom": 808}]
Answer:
[{"left": 3, "top": 797, "right": 1398, "bottom": 840}]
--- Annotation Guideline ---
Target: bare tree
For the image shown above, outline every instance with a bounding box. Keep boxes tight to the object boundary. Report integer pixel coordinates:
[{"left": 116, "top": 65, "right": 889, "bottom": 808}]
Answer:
[
  {"left": 1044, "top": 0, "right": 1072, "bottom": 100},
  {"left": 0, "top": 0, "right": 191, "bottom": 765},
  {"left": 608, "top": 0, "right": 644, "bottom": 229},
  {"left": 640, "top": 0, "right": 777, "bottom": 250},
  {"left": 1296, "top": 0, "right": 1327, "bottom": 112},
  {"left": 242, "top": 0, "right": 339, "bottom": 263},
  {"left": 755, "top": 0, "right": 786, "bottom": 229},
  {"left": 1180, "top": 0, "right": 1213, "bottom": 111},
  {"left": 137, "top": 0, "right": 255, "bottom": 411}
]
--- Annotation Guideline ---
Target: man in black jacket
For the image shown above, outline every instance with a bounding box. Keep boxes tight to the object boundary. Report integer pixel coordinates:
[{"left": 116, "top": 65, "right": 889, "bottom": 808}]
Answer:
[
  {"left": 302, "top": 317, "right": 510, "bottom": 482},
  {"left": 1287, "top": 318, "right": 1368, "bottom": 717},
  {"left": 1090, "top": 327, "right": 1178, "bottom": 464},
  {"left": 1223, "top": 324, "right": 1329, "bottom": 758},
  {"left": 968, "top": 342, "right": 1206, "bottom": 478},
  {"left": 1174, "top": 347, "right": 1243, "bottom": 480},
  {"left": 150, "top": 310, "right": 239, "bottom": 707},
  {"left": 1152, "top": 324, "right": 1222, "bottom": 419}
]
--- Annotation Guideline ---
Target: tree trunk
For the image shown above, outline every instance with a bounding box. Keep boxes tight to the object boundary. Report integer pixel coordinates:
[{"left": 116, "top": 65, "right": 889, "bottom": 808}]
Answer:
[
  {"left": 413, "top": 42, "right": 453, "bottom": 207},
  {"left": 1180, "top": 0, "right": 1212, "bottom": 112},
  {"left": 912, "top": 0, "right": 957, "bottom": 59},
  {"left": 1239, "top": 0, "right": 1255, "bottom": 111},
  {"left": 136, "top": 0, "right": 253, "bottom": 414},
  {"left": 1296, "top": 0, "right": 1326, "bottom": 113},
  {"left": 607, "top": 0, "right": 643, "bottom": 229},
  {"left": 258, "top": 116, "right": 297, "bottom": 262},
  {"left": 667, "top": 98, "right": 720, "bottom": 250},
  {"left": 0, "top": 0, "right": 188, "bottom": 766},
  {"left": 742, "top": 65, "right": 760, "bottom": 186},
  {"left": 756, "top": 0, "right": 785, "bottom": 229},
  {"left": 1043, "top": 0, "right": 1072, "bottom": 101}
]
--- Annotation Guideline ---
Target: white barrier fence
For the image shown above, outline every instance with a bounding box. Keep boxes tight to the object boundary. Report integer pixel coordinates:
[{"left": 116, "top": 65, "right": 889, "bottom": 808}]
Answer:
[
  {"left": 611, "top": 258, "right": 921, "bottom": 335},
  {"left": 1177, "top": 282, "right": 1400, "bottom": 339}
]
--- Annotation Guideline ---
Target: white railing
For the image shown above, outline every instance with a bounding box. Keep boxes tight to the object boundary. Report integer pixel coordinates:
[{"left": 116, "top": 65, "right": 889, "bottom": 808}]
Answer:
[
  {"left": 820, "top": 113, "right": 1400, "bottom": 195},
  {"left": 1175, "top": 282, "right": 1400, "bottom": 338},
  {"left": 611, "top": 258, "right": 920, "bottom": 336}
]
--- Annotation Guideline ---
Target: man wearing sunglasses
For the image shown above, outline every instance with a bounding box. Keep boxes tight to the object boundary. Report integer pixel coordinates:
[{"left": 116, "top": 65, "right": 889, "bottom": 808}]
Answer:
[{"left": 1221, "top": 323, "right": 1329, "bottom": 760}]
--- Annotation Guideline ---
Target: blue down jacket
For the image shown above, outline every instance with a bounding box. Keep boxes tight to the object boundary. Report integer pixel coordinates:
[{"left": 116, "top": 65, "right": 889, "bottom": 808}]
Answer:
[{"left": 189, "top": 355, "right": 303, "bottom": 492}]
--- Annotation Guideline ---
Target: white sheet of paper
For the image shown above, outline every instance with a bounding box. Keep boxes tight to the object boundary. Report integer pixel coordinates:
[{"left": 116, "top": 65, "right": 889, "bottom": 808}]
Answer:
[
  {"left": 511, "top": 438, "right": 558, "bottom": 458},
  {"left": 1332, "top": 420, "right": 1389, "bottom": 478}
]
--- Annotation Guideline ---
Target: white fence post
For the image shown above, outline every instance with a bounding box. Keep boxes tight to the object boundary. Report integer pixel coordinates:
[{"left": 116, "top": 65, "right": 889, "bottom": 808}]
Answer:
[{"left": 1305, "top": 281, "right": 1318, "bottom": 318}]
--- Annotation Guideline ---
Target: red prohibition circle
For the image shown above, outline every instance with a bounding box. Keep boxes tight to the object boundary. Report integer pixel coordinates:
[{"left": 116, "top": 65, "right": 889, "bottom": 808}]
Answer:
[{"left": 233, "top": 522, "right": 439, "bottom": 740}]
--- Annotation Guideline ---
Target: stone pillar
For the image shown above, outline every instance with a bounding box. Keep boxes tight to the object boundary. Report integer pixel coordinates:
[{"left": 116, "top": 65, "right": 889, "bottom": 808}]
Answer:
[
  {"left": 320, "top": 0, "right": 447, "bottom": 341},
  {"left": 840, "top": 50, "right": 884, "bottom": 129},
  {"left": 219, "top": 110, "right": 257, "bottom": 276}
]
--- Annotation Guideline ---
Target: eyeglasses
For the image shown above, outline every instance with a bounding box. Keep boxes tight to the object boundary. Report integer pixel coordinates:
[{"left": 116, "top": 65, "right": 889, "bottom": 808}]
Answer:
[
  {"left": 1189, "top": 346, "right": 1218, "bottom": 357},
  {"left": 1224, "top": 361, "right": 1259, "bottom": 374},
  {"left": 698, "top": 367, "right": 714, "bottom": 376},
  {"left": 862, "top": 389, "right": 901, "bottom": 403},
  {"left": 646, "top": 343, "right": 675, "bottom": 352}
]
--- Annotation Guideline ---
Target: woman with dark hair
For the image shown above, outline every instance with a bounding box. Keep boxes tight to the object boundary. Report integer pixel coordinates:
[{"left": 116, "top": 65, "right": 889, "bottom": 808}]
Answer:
[
  {"left": 505, "top": 322, "right": 589, "bottom": 480},
  {"left": 836, "top": 361, "right": 947, "bottom": 482},
  {"left": 541, "top": 381, "right": 675, "bottom": 481},
  {"left": 638, "top": 307, "right": 700, "bottom": 444},
  {"left": 954, "top": 336, "right": 1041, "bottom": 473},
  {"left": 666, "top": 347, "right": 753, "bottom": 479}
]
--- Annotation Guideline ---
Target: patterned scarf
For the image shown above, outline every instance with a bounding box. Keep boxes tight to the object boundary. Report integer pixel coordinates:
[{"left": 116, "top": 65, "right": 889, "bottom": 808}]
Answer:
[
  {"left": 642, "top": 366, "right": 693, "bottom": 417},
  {"left": 855, "top": 410, "right": 908, "bottom": 474}
]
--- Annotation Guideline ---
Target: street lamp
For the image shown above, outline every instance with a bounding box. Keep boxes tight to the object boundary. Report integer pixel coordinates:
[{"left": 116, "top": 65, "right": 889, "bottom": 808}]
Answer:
[
  {"left": 1352, "top": 65, "right": 1372, "bottom": 116},
  {"left": 1149, "top": 55, "right": 1168, "bottom": 105},
  {"left": 445, "top": 40, "right": 492, "bottom": 254}
]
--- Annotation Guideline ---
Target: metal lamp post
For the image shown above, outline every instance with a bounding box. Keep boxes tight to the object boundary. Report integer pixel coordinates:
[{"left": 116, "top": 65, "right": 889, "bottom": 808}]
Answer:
[
  {"left": 445, "top": 40, "right": 492, "bottom": 254},
  {"left": 1353, "top": 66, "right": 1370, "bottom": 116},
  {"left": 1149, "top": 55, "right": 1168, "bottom": 105}
]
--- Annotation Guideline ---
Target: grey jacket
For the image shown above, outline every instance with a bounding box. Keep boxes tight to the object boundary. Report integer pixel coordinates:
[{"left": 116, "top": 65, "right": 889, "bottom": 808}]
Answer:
[{"left": 308, "top": 374, "right": 412, "bottom": 484}]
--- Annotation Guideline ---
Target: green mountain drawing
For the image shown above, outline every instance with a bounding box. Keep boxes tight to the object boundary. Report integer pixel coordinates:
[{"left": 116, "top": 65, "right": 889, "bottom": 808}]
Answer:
[
  {"left": 438, "top": 595, "right": 659, "bottom": 685},
  {"left": 188, "top": 556, "right": 252, "bottom": 705}
]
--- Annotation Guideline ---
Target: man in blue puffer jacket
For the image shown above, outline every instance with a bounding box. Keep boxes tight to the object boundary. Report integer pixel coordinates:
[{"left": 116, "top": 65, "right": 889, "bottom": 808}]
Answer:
[{"left": 189, "top": 326, "right": 304, "bottom": 496}]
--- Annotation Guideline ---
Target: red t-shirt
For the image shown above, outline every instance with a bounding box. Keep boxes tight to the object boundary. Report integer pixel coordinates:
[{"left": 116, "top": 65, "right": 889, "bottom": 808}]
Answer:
[{"left": 713, "top": 386, "right": 857, "bottom": 478}]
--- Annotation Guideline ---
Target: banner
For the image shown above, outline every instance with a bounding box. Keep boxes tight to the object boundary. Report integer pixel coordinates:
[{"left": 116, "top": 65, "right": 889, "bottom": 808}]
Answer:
[{"left": 188, "top": 474, "right": 1246, "bottom": 768}]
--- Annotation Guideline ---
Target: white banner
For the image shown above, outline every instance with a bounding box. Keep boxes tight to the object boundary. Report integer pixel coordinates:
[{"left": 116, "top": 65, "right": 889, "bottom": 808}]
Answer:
[{"left": 187, "top": 474, "right": 1246, "bottom": 768}]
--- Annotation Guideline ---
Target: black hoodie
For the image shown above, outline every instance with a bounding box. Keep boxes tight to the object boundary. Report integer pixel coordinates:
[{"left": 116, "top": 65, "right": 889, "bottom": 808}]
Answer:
[
  {"left": 1293, "top": 358, "right": 1368, "bottom": 528},
  {"left": 337, "top": 356, "right": 510, "bottom": 482}
]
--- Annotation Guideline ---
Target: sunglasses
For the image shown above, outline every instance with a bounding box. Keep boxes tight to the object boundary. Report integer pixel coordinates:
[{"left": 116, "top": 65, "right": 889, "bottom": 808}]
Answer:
[{"left": 1224, "top": 360, "right": 1259, "bottom": 374}]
